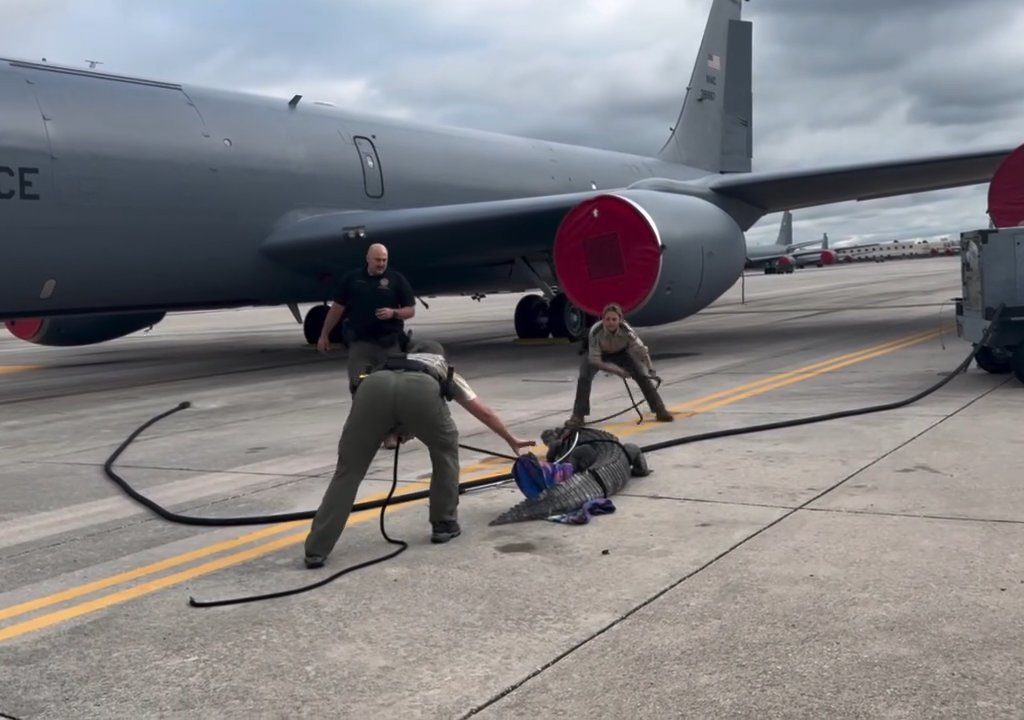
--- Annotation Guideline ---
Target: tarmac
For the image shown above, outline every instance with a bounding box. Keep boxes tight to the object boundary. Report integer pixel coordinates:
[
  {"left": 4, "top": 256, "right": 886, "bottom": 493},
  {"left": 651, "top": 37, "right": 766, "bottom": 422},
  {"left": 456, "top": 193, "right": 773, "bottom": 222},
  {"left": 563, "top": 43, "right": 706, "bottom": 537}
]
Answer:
[{"left": 1, "top": 255, "right": 1021, "bottom": 719}]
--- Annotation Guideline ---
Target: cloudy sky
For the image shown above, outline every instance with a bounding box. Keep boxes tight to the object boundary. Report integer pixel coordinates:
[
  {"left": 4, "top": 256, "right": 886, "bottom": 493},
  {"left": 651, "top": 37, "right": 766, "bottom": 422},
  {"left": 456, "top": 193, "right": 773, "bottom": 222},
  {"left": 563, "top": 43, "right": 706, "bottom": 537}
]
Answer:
[{"left": 4, "top": 0, "right": 1022, "bottom": 245}]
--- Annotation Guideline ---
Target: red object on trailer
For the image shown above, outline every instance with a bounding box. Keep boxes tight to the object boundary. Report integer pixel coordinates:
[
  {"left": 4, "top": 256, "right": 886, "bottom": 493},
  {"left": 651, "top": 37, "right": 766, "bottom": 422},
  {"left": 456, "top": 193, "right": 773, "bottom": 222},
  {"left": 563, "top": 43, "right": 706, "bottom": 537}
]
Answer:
[{"left": 988, "top": 143, "right": 1024, "bottom": 228}]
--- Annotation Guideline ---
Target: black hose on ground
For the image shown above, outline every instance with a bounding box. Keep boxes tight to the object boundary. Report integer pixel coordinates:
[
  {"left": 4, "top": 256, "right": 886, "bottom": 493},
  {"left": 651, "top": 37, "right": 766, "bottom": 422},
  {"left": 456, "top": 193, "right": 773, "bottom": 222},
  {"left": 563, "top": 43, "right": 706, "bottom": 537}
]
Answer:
[
  {"left": 102, "top": 314, "right": 1000, "bottom": 605},
  {"left": 188, "top": 446, "right": 409, "bottom": 608}
]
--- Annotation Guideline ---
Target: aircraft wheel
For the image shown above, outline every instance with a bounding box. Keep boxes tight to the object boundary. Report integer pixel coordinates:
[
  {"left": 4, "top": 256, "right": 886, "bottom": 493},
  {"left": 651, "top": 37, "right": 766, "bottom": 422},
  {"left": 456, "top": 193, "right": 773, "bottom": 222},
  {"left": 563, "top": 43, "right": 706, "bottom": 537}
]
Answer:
[
  {"left": 514, "top": 294, "right": 551, "bottom": 339},
  {"left": 303, "top": 305, "right": 328, "bottom": 345},
  {"left": 549, "top": 294, "right": 591, "bottom": 341},
  {"left": 1011, "top": 347, "right": 1024, "bottom": 384},
  {"left": 975, "top": 345, "right": 1012, "bottom": 374}
]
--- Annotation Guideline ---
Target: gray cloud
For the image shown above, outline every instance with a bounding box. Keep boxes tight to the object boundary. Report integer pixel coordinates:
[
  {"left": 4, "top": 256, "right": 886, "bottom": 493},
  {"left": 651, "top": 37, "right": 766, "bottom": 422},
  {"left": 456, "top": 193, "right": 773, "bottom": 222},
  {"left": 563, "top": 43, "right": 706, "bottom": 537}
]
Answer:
[{"left": 1, "top": 0, "right": 1020, "bottom": 247}]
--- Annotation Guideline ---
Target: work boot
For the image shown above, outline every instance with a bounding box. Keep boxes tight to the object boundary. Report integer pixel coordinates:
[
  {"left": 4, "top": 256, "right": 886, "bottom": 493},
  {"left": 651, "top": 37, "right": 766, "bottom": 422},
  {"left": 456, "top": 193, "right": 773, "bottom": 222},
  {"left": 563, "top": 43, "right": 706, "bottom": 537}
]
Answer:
[
  {"left": 565, "top": 414, "right": 585, "bottom": 428},
  {"left": 655, "top": 410, "right": 674, "bottom": 422},
  {"left": 304, "top": 554, "right": 326, "bottom": 569},
  {"left": 430, "top": 520, "right": 462, "bottom": 544}
]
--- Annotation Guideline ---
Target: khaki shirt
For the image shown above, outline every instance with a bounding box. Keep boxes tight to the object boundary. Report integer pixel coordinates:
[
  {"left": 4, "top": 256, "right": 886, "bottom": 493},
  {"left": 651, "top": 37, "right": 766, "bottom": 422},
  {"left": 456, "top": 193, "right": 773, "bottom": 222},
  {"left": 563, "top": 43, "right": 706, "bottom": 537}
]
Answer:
[
  {"left": 403, "top": 352, "right": 477, "bottom": 403},
  {"left": 587, "top": 322, "right": 654, "bottom": 374}
]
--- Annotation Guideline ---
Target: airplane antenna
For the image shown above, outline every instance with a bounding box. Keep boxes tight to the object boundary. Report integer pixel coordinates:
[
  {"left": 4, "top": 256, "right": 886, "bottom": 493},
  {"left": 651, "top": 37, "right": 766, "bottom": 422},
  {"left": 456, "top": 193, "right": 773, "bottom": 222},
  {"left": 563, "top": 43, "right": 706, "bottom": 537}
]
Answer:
[
  {"left": 86, "top": 59, "right": 104, "bottom": 69},
  {"left": 288, "top": 94, "right": 302, "bottom": 108}
]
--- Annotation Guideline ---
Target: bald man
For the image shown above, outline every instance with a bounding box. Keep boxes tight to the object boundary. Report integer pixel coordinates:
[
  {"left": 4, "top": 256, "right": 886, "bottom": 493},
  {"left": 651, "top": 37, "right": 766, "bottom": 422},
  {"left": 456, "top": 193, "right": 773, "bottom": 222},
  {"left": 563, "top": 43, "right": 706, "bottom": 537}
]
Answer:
[{"left": 318, "top": 243, "right": 417, "bottom": 395}]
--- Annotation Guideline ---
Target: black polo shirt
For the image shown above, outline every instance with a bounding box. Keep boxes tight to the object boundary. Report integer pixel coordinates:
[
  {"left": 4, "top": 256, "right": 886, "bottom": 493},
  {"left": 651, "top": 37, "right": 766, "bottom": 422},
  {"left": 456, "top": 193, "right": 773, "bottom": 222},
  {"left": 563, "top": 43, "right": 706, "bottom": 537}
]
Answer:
[{"left": 333, "top": 267, "right": 415, "bottom": 341}]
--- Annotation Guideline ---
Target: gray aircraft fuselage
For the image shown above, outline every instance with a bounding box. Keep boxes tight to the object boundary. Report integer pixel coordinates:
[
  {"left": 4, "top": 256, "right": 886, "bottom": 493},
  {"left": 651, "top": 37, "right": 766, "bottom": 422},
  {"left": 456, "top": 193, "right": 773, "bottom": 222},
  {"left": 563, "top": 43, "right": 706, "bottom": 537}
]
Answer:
[{"left": 0, "top": 59, "right": 717, "bottom": 320}]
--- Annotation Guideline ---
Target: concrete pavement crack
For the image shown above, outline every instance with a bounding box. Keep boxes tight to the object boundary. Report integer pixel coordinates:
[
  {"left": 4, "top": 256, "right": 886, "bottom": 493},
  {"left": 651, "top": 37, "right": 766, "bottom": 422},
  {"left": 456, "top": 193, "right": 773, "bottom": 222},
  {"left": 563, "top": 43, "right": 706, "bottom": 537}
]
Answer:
[{"left": 459, "top": 375, "right": 1010, "bottom": 718}]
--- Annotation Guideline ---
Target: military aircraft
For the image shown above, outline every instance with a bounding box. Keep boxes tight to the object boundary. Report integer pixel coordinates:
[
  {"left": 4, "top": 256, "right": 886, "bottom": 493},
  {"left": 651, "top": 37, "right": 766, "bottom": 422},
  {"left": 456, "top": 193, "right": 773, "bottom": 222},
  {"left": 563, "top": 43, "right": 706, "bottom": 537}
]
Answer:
[
  {"left": 0, "top": 0, "right": 1013, "bottom": 346},
  {"left": 745, "top": 211, "right": 833, "bottom": 274}
]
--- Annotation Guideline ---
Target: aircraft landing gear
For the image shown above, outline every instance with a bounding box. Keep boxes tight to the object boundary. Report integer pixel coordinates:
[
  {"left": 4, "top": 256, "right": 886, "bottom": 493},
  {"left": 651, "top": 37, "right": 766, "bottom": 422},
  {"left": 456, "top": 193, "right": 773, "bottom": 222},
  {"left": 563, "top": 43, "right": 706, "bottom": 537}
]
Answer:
[
  {"left": 1014, "top": 348, "right": 1024, "bottom": 385},
  {"left": 514, "top": 293, "right": 592, "bottom": 341},
  {"left": 514, "top": 294, "right": 550, "bottom": 339},
  {"left": 549, "top": 293, "right": 592, "bottom": 341},
  {"left": 303, "top": 304, "right": 345, "bottom": 345}
]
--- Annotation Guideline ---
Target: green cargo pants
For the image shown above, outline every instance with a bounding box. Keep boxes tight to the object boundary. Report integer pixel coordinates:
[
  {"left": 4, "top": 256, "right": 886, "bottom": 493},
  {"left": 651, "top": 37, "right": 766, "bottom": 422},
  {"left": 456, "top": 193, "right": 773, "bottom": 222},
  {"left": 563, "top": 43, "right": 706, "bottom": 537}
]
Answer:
[
  {"left": 304, "top": 370, "right": 460, "bottom": 559},
  {"left": 346, "top": 339, "right": 401, "bottom": 395}
]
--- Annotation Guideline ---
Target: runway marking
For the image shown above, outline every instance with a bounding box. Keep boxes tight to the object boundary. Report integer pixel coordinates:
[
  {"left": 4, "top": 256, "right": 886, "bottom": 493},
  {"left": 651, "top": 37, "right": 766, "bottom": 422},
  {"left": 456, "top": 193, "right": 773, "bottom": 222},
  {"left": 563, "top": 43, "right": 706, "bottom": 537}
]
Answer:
[
  {"left": 0, "top": 326, "right": 945, "bottom": 642},
  {"left": 0, "top": 520, "right": 307, "bottom": 623},
  {"left": 606, "top": 327, "right": 945, "bottom": 437},
  {"left": 0, "top": 482, "right": 429, "bottom": 642},
  {"left": 0, "top": 365, "right": 39, "bottom": 375}
]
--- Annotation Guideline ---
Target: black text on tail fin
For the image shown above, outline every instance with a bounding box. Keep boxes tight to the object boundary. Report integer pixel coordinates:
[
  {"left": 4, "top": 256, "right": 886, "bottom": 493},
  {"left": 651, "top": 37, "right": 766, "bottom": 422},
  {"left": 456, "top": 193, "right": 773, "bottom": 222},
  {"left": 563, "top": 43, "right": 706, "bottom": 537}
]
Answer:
[{"left": 657, "top": 0, "right": 751, "bottom": 173}]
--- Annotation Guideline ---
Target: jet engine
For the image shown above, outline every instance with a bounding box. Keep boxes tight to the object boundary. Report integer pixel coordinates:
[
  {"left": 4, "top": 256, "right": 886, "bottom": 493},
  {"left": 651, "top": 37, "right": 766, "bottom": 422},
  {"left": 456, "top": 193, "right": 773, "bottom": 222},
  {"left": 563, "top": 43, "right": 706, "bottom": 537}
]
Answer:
[
  {"left": 4, "top": 312, "right": 166, "bottom": 346},
  {"left": 552, "top": 190, "right": 746, "bottom": 326},
  {"left": 771, "top": 255, "right": 795, "bottom": 273},
  {"left": 819, "top": 249, "right": 836, "bottom": 266}
]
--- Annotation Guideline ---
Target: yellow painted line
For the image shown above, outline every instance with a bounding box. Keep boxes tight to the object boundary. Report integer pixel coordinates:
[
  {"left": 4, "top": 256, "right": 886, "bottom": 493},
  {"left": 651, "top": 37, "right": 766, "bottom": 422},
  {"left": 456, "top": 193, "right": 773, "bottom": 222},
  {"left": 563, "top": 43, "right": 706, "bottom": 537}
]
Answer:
[
  {"left": 0, "top": 481, "right": 425, "bottom": 626},
  {"left": 0, "top": 326, "right": 946, "bottom": 641},
  {"left": 0, "top": 483, "right": 430, "bottom": 642},
  {"left": 0, "top": 520, "right": 306, "bottom": 623},
  {"left": 603, "top": 327, "right": 943, "bottom": 436},
  {"left": 438, "top": 327, "right": 946, "bottom": 478},
  {"left": 684, "top": 330, "right": 944, "bottom": 414},
  {"left": 0, "top": 527, "right": 312, "bottom": 642},
  {"left": 0, "top": 365, "right": 39, "bottom": 374},
  {"left": 0, "top": 444, "right": 517, "bottom": 626}
]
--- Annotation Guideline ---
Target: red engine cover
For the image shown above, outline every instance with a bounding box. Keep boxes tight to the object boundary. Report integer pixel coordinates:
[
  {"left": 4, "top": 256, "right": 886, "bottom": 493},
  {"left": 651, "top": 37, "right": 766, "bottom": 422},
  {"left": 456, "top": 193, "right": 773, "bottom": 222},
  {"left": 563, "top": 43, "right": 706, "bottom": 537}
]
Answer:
[
  {"left": 553, "top": 195, "right": 662, "bottom": 316},
  {"left": 820, "top": 249, "right": 836, "bottom": 265},
  {"left": 988, "top": 143, "right": 1024, "bottom": 228},
  {"left": 4, "top": 318, "right": 44, "bottom": 342}
]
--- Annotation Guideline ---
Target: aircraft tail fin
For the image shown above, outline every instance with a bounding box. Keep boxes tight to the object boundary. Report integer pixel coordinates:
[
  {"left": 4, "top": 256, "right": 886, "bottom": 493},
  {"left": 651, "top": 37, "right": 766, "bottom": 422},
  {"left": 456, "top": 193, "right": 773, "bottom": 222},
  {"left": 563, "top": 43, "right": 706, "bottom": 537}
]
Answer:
[
  {"left": 776, "top": 210, "right": 793, "bottom": 247},
  {"left": 821, "top": 232, "right": 829, "bottom": 250},
  {"left": 657, "top": 0, "right": 751, "bottom": 173}
]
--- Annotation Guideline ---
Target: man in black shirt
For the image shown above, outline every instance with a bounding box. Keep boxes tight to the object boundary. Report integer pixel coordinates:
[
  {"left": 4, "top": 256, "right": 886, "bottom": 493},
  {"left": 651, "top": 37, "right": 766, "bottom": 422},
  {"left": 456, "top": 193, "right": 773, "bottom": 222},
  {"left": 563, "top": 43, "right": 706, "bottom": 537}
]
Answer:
[{"left": 318, "top": 243, "right": 417, "bottom": 394}]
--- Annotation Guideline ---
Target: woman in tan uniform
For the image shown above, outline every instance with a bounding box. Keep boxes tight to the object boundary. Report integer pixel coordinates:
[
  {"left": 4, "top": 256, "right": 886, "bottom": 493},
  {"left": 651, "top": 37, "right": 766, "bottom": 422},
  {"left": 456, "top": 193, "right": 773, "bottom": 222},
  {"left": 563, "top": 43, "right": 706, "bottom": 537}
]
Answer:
[{"left": 567, "top": 303, "right": 673, "bottom": 427}]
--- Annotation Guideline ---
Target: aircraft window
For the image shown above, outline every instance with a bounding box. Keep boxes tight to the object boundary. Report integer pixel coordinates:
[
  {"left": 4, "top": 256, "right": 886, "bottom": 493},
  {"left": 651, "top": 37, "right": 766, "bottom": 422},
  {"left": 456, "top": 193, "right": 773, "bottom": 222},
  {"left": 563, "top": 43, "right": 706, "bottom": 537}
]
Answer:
[
  {"left": 365, "top": 154, "right": 375, "bottom": 169},
  {"left": 40, "top": 278, "right": 56, "bottom": 300},
  {"left": 223, "top": 138, "right": 232, "bottom": 147},
  {"left": 591, "top": 181, "right": 598, "bottom": 190}
]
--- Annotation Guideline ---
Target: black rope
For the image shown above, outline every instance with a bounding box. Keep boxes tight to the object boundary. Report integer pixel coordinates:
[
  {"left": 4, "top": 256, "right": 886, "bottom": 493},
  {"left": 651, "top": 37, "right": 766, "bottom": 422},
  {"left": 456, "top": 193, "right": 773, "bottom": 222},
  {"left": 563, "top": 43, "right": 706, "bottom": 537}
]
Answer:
[
  {"left": 623, "top": 378, "right": 644, "bottom": 424},
  {"left": 458, "top": 443, "right": 517, "bottom": 461},
  {"left": 0, "top": 711, "right": 23, "bottom": 720},
  {"left": 101, "top": 313, "right": 1000, "bottom": 607},
  {"left": 105, "top": 322, "right": 991, "bottom": 531},
  {"left": 188, "top": 446, "right": 409, "bottom": 607},
  {"left": 584, "top": 375, "right": 655, "bottom": 426},
  {"left": 103, "top": 409, "right": 515, "bottom": 527},
  {"left": 635, "top": 307, "right": 1003, "bottom": 454}
]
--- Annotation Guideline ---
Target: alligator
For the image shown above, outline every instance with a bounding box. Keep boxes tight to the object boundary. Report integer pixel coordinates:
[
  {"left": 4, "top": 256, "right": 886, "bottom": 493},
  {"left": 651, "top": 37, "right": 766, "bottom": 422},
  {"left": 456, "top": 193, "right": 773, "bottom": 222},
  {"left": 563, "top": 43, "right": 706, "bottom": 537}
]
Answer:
[{"left": 489, "top": 426, "right": 651, "bottom": 525}]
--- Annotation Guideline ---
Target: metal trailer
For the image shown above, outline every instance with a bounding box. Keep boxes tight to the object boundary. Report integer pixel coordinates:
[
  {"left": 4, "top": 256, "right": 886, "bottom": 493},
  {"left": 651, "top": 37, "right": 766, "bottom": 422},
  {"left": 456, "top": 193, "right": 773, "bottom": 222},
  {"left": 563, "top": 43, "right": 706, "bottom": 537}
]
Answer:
[{"left": 955, "top": 228, "right": 1024, "bottom": 382}]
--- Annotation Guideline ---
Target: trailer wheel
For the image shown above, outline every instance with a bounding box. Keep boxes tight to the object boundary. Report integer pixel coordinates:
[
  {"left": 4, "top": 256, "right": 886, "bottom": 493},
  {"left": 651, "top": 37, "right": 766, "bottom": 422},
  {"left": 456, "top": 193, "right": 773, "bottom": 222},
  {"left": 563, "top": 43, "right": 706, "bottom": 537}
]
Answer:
[
  {"left": 975, "top": 346, "right": 1012, "bottom": 374},
  {"left": 1012, "top": 347, "right": 1024, "bottom": 385}
]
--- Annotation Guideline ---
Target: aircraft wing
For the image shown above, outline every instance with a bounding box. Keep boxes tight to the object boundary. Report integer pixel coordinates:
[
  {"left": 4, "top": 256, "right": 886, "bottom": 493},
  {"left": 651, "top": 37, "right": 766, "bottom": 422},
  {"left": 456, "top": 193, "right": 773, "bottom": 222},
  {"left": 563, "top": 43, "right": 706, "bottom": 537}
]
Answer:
[
  {"left": 262, "top": 191, "right": 598, "bottom": 274},
  {"left": 264, "top": 145, "right": 1012, "bottom": 276},
  {"left": 703, "top": 146, "right": 1014, "bottom": 212}
]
